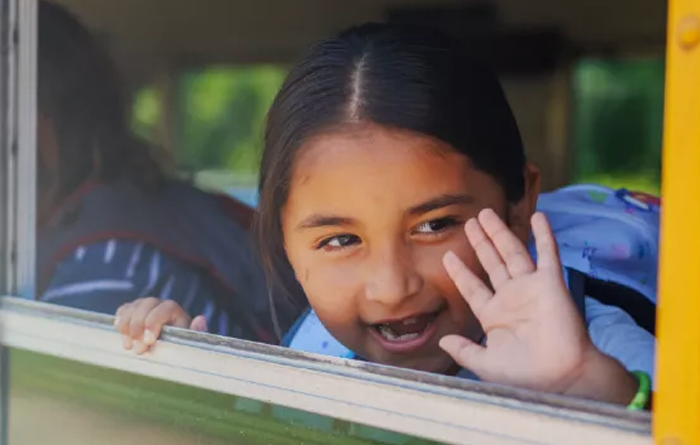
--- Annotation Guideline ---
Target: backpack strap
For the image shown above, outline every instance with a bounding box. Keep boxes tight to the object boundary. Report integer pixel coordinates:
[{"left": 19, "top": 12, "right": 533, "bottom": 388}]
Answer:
[
  {"left": 565, "top": 267, "right": 587, "bottom": 321},
  {"left": 565, "top": 265, "right": 655, "bottom": 335},
  {"left": 582, "top": 276, "right": 656, "bottom": 335}
]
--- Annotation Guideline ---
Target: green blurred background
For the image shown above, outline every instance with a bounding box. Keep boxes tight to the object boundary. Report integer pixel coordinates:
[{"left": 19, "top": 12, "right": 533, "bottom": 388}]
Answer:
[{"left": 131, "top": 57, "right": 664, "bottom": 198}]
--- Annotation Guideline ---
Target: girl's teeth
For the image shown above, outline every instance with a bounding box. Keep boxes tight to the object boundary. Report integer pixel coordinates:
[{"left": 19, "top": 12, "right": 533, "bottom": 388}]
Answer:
[
  {"left": 402, "top": 317, "right": 418, "bottom": 326},
  {"left": 378, "top": 325, "right": 421, "bottom": 342}
]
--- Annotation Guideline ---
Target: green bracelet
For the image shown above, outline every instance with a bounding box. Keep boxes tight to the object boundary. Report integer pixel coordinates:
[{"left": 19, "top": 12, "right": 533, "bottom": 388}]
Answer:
[{"left": 627, "top": 371, "right": 652, "bottom": 411}]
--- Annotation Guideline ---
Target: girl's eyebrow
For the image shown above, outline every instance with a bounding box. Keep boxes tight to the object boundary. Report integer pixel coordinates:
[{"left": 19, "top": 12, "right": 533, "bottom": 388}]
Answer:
[
  {"left": 296, "top": 194, "right": 474, "bottom": 231},
  {"left": 407, "top": 194, "right": 475, "bottom": 216},
  {"left": 297, "top": 215, "right": 355, "bottom": 231}
]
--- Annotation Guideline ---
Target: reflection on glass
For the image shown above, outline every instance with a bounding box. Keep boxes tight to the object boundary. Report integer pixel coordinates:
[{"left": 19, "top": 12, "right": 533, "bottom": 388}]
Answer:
[
  {"left": 8, "top": 349, "right": 445, "bottom": 445},
  {"left": 573, "top": 57, "right": 664, "bottom": 193}
]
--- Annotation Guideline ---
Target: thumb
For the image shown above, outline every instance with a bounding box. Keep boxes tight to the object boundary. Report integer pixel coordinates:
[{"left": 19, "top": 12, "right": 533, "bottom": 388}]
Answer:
[
  {"left": 189, "top": 315, "right": 208, "bottom": 333},
  {"left": 439, "top": 334, "right": 488, "bottom": 375}
]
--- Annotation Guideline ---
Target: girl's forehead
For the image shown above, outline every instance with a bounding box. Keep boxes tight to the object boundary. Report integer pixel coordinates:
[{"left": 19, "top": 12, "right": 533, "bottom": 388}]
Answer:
[
  {"left": 284, "top": 126, "right": 504, "bottom": 216},
  {"left": 292, "top": 126, "right": 465, "bottom": 183}
]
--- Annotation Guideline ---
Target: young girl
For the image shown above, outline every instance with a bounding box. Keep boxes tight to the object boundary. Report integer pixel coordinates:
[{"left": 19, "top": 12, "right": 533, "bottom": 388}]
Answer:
[{"left": 116, "top": 23, "right": 654, "bottom": 407}]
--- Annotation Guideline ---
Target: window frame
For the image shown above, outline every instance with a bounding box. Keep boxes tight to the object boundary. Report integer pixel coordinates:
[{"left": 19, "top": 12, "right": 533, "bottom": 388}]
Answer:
[
  {"left": 0, "top": 297, "right": 652, "bottom": 445},
  {"left": 0, "top": 0, "right": 18, "bottom": 441}
]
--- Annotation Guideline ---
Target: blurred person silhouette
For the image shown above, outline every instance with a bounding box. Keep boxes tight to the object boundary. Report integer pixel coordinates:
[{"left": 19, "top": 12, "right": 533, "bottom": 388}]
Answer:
[{"left": 36, "top": 0, "right": 302, "bottom": 345}]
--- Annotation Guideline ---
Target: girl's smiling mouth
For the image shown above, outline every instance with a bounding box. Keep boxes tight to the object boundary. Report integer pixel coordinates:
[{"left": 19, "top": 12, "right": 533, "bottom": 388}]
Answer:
[{"left": 367, "top": 304, "right": 446, "bottom": 354}]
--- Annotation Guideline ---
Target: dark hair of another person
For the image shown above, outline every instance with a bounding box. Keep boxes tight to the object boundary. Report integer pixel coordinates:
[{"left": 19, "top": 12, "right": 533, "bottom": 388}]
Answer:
[
  {"left": 38, "top": 1, "right": 164, "bottom": 205},
  {"left": 257, "top": 22, "right": 526, "bottom": 305}
]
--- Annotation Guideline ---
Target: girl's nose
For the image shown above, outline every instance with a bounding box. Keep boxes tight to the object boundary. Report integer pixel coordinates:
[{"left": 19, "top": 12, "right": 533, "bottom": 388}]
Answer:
[{"left": 365, "top": 246, "right": 423, "bottom": 307}]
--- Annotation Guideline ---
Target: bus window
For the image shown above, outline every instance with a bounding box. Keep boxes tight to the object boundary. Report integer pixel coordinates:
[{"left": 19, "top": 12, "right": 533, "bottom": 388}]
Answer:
[
  {"left": 1, "top": 298, "right": 651, "bottom": 445},
  {"left": 7, "top": 348, "right": 443, "bottom": 445},
  {"left": 0, "top": 0, "right": 671, "bottom": 443}
]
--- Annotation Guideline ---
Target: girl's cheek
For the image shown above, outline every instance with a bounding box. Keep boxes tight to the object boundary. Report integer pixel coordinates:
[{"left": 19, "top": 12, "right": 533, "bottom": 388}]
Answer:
[
  {"left": 448, "top": 232, "right": 485, "bottom": 278},
  {"left": 419, "top": 235, "right": 482, "bottom": 276},
  {"left": 302, "top": 262, "right": 360, "bottom": 317},
  {"left": 413, "top": 239, "right": 484, "bottom": 301}
]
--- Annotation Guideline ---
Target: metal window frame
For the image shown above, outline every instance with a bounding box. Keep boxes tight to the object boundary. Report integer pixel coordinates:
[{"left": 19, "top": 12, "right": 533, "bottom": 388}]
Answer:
[
  {"left": 0, "top": 297, "right": 651, "bottom": 445},
  {"left": 13, "top": 0, "right": 36, "bottom": 299},
  {"left": 0, "top": 0, "right": 18, "bottom": 443},
  {"left": 1, "top": 0, "right": 16, "bottom": 293},
  {"left": 0, "top": 0, "right": 36, "bottom": 296}
]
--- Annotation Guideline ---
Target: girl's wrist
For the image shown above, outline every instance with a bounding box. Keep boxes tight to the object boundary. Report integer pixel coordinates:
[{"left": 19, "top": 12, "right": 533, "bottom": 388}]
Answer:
[{"left": 562, "top": 348, "right": 638, "bottom": 405}]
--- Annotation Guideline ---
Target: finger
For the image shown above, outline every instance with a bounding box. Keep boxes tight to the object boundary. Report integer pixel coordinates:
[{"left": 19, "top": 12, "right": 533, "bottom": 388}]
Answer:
[
  {"left": 128, "top": 297, "right": 160, "bottom": 342},
  {"left": 478, "top": 209, "right": 535, "bottom": 278},
  {"left": 115, "top": 302, "right": 134, "bottom": 335},
  {"left": 189, "top": 315, "right": 208, "bottom": 332},
  {"left": 114, "top": 300, "right": 139, "bottom": 351},
  {"left": 531, "top": 212, "right": 562, "bottom": 271},
  {"left": 443, "top": 251, "right": 492, "bottom": 314},
  {"left": 115, "top": 302, "right": 137, "bottom": 350},
  {"left": 131, "top": 297, "right": 163, "bottom": 355},
  {"left": 464, "top": 217, "right": 511, "bottom": 289},
  {"left": 139, "top": 300, "right": 192, "bottom": 354},
  {"left": 439, "top": 334, "right": 488, "bottom": 376},
  {"left": 114, "top": 302, "right": 129, "bottom": 329}
]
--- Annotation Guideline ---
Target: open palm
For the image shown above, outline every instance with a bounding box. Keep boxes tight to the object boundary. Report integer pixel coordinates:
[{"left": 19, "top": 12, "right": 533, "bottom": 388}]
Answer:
[{"left": 440, "top": 209, "right": 593, "bottom": 393}]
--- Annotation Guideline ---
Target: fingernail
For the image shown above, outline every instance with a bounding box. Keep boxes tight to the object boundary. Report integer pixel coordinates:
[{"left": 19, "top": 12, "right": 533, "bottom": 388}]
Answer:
[
  {"left": 122, "top": 336, "right": 133, "bottom": 350},
  {"left": 143, "top": 329, "right": 156, "bottom": 345},
  {"left": 438, "top": 337, "right": 453, "bottom": 354},
  {"left": 443, "top": 251, "right": 459, "bottom": 270},
  {"left": 480, "top": 208, "right": 495, "bottom": 217},
  {"left": 135, "top": 342, "right": 148, "bottom": 355},
  {"left": 438, "top": 335, "right": 459, "bottom": 352},
  {"left": 114, "top": 317, "right": 120, "bottom": 327}
]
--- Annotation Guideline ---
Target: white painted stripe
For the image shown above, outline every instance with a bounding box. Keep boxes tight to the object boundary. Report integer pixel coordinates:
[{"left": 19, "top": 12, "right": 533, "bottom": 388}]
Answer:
[
  {"left": 104, "top": 240, "right": 116, "bottom": 264},
  {"left": 202, "top": 301, "right": 215, "bottom": 323},
  {"left": 40, "top": 281, "right": 134, "bottom": 302},
  {"left": 126, "top": 243, "right": 144, "bottom": 279},
  {"left": 75, "top": 246, "right": 86, "bottom": 262},
  {"left": 161, "top": 276, "right": 175, "bottom": 301},
  {"left": 140, "top": 251, "right": 161, "bottom": 296},
  {"left": 218, "top": 311, "right": 229, "bottom": 337},
  {"left": 181, "top": 274, "right": 199, "bottom": 312}
]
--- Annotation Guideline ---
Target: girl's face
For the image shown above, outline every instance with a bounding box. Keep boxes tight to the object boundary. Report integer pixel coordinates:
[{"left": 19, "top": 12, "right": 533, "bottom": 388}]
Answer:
[{"left": 282, "top": 124, "right": 539, "bottom": 374}]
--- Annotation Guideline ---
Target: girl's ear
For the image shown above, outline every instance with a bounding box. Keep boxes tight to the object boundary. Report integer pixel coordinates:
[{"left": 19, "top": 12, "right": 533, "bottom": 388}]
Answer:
[{"left": 506, "top": 163, "right": 541, "bottom": 244}]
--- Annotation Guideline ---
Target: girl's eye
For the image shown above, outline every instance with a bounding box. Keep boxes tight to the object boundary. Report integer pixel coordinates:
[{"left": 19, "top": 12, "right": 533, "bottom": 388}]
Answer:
[
  {"left": 316, "top": 234, "right": 361, "bottom": 250},
  {"left": 413, "top": 217, "right": 460, "bottom": 235}
]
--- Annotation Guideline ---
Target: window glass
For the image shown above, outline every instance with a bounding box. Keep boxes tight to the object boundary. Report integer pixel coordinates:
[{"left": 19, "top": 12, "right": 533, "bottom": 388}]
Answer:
[
  {"left": 131, "top": 66, "right": 284, "bottom": 205},
  {"left": 573, "top": 57, "right": 664, "bottom": 193},
  {"left": 131, "top": 86, "right": 163, "bottom": 143},
  {"left": 8, "top": 348, "right": 444, "bottom": 445},
  {"left": 27, "top": 1, "right": 658, "bottom": 427}
]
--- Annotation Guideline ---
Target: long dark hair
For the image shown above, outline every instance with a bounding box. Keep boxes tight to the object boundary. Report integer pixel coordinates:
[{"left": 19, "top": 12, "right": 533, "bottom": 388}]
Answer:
[
  {"left": 38, "top": 1, "right": 165, "bottom": 209},
  {"left": 257, "top": 22, "right": 526, "bottom": 303}
]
